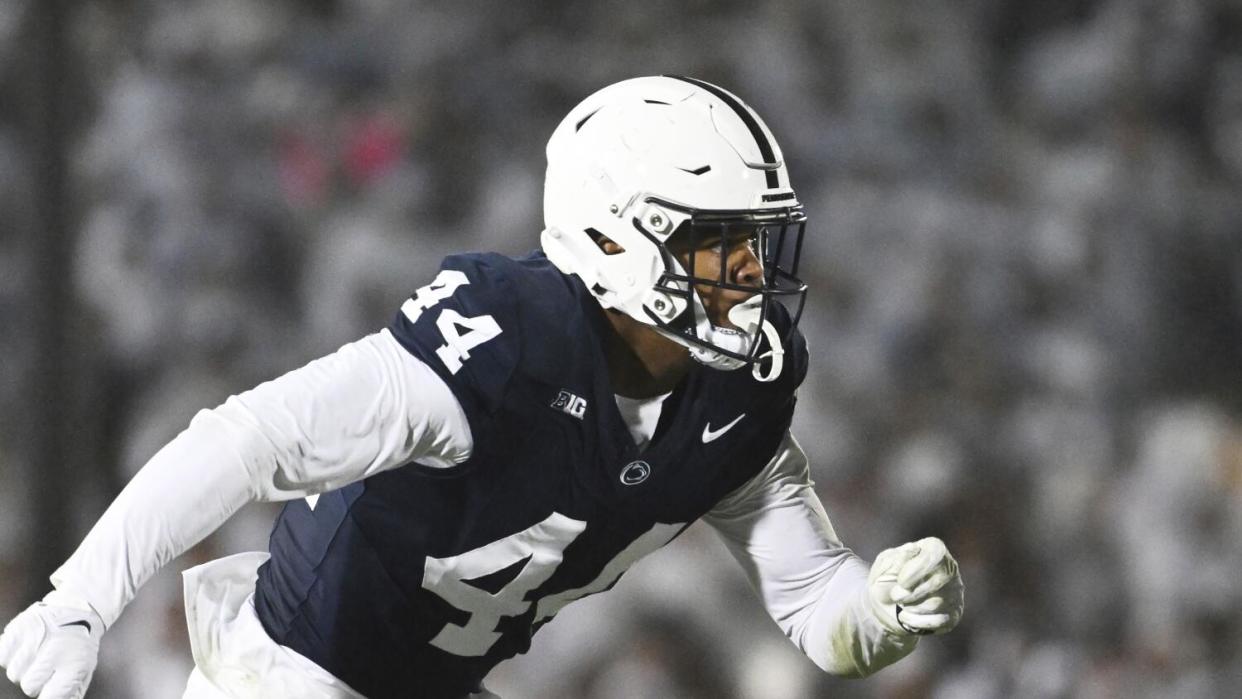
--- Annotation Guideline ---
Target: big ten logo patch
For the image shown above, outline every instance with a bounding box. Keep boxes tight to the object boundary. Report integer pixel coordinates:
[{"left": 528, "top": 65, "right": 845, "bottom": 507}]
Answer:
[{"left": 551, "top": 390, "right": 588, "bottom": 420}]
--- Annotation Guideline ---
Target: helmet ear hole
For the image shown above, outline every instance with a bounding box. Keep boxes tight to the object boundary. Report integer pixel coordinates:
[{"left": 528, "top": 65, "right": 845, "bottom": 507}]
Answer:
[{"left": 584, "top": 228, "right": 626, "bottom": 255}]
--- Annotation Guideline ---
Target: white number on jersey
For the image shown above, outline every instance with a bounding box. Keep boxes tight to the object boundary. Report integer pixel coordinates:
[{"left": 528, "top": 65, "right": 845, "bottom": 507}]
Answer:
[
  {"left": 422, "top": 513, "right": 587, "bottom": 657},
  {"left": 401, "top": 270, "right": 470, "bottom": 323},
  {"left": 434, "top": 309, "right": 502, "bottom": 374},
  {"left": 400, "top": 269, "right": 503, "bottom": 375},
  {"left": 421, "top": 517, "right": 685, "bottom": 657},
  {"left": 533, "top": 521, "right": 682, "bottom": 623}
]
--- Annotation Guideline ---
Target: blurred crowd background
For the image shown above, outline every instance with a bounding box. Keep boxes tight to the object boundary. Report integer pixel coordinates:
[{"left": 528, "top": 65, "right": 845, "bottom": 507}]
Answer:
[{"left": 2, "top": 0, "right": 1241, "bottom": 697}]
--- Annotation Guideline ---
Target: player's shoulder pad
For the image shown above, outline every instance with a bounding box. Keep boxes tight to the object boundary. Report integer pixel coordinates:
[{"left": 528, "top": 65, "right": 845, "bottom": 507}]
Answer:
[
  {"left": 387, "top": 252, "right": 582, "bottom": 417},
  {"left": 387, "top": 252, "right": 526, "bottom": 417}
]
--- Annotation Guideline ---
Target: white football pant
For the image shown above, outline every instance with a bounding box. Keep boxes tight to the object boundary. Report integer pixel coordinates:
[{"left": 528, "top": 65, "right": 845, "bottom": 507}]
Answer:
[{"left": 180, "top": 552, "right": 365, "bottom": 699}]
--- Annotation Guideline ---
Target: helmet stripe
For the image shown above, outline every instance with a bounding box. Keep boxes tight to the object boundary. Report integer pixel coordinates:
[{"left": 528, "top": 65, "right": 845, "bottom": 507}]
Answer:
[{"left": 663, "top": 75, "right": 781, "bottom": 189}]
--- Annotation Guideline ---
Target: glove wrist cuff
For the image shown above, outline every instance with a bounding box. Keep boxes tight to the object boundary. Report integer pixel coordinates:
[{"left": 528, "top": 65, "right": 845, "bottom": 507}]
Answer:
[{"left": 43, "top": 589, "right": 106, "bottom": 631}]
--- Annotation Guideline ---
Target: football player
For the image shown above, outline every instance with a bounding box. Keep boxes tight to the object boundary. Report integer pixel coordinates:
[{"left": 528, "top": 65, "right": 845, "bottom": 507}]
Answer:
[{"left": 0, "top": 76, "right": 964, "bottom": 699}]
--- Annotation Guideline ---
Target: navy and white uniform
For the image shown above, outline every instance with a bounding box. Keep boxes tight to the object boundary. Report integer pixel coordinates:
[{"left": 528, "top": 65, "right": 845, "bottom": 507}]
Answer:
[
  {"left": 48, "top": 251, "right": 915, "bottom": 699},
  {"left": 253, "top": 251, "right": 805, "bottom": 698}
]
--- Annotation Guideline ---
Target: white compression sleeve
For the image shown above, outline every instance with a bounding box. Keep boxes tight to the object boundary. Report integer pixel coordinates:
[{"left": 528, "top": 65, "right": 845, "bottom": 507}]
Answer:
[
  {"left": 703, "top": 432, "right": 918, "bottom": 677},
  {"left": 49, "top": 329, "right": 472, "bottom": 628}
]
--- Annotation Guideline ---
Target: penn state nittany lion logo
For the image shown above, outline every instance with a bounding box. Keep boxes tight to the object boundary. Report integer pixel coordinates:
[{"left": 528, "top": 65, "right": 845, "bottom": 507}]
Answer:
[{"left": 619, "top": 461, "right": 651, "bottom": 485}]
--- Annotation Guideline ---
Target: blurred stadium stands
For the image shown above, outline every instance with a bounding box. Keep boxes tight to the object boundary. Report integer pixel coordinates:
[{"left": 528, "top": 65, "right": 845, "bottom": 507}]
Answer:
[{"left": 1, "top": 0, "right": 1240, "bottom": 697}]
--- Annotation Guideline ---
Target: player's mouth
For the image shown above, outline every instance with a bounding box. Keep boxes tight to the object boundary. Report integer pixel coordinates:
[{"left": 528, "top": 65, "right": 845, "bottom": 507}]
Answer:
[{"left": 698, "top": 284, "right": 761, "bottom": 330}]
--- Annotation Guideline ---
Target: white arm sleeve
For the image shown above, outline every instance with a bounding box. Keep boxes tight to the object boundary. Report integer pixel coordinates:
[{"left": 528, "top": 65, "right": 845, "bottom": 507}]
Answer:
[
  {"left": 49, "top": 329, "right": 472, "bottom": 628},
  {"left": 703, "top": 432, "right": 917, "bottom": 677}
]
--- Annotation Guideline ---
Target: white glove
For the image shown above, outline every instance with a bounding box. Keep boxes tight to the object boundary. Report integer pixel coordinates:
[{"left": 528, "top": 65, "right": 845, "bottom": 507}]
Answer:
[
  {"left": 0, "top": 591, "right": 104, "bottom": 699},
  {"left": 867, "top": 537, "right": 964, "bottom": 636}
]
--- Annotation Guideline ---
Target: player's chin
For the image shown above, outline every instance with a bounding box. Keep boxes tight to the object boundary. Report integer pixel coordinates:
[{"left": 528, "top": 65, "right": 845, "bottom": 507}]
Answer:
[{"left": 706, "top": 306, "right": 737, "bottom": 329}]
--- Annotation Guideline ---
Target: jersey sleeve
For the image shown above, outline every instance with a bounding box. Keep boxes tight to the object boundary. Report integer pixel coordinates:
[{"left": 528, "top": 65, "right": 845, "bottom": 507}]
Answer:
[
  {"left": 704, "top": 432, "right": 918, "bottom": 677},
  {"left": 387, "top": 254, "right": 523, "bottom": 430},
  {"left": 49, "top": 330, "right": 472, "bottom": 628}
]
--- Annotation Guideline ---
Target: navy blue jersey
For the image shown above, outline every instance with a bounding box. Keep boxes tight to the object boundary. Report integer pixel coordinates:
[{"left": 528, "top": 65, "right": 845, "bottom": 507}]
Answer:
[{"left": 254, "top": 251, "right": 808, "bottom": 698}]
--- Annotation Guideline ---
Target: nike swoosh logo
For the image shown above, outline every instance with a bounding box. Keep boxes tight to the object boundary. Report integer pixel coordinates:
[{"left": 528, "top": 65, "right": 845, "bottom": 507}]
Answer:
[
  {"left": 702, "top": 413, "right": 746, "bottom": 443},
  {"left": 60, "top": 620, "right": 92, "bottom": 633}
]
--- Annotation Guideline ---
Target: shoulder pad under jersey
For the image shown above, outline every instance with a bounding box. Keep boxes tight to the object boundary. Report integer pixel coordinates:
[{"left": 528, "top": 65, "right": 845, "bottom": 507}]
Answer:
[{"left": 387, "top": 253, "right": 524, "bottom": 420}]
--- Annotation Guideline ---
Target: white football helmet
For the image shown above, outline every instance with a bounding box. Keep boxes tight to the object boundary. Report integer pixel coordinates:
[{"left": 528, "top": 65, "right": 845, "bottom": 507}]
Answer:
[{"left": 541, "top": 75, "right": 807, "bottom": 381}]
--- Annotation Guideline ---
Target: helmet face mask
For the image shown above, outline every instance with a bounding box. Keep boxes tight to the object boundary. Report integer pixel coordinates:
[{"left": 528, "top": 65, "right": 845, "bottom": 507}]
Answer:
[
  {"left": 644, "top": 197, "right": 807, "bottom": 367},
  {"left": 541, "top": 75, "right": 808, "bottom": 379}
]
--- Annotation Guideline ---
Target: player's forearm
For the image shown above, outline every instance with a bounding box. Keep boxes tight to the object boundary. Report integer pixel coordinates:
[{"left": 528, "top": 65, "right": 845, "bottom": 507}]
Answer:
[
  {"left": 49, "top": 331, "right": 472, "bottom": 628},
  {"left": 705, "top": 433, "right": 920, "bottom": 677},
  {"left": 797, "top": 556, "right": 918, "bottom": 677},
  {"left": 49, "top": 407, "right": 259, "bottom": 628}
]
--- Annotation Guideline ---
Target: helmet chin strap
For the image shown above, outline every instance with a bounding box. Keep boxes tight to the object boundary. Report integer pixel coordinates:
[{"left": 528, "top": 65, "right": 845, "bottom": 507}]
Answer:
[
  {"left": 680, "top": 296, "right": 784, "bottom": 382},
  {"left": 751, "top": 317, "right": 785, "bottom": 382}
]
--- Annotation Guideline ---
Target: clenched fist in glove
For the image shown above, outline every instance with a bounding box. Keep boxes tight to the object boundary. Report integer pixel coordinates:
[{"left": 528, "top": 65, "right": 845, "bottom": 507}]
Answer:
[
  {"left": 868, "top": 537, "right": 965, "bottom": 636},
  {"left": 0, "top": 591, "right": 104, "bottom": 699}
]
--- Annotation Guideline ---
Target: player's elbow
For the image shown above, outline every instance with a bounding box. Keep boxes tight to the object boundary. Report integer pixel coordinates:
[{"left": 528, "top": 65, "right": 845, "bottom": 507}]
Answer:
[
  {"left": 811, "top": 652, "right": 873, "bottom": 679},
  {"left": 822, "top": 659, "right": 884, "bottom": 679},
  {"left": 188, "top": 401, "right": 280, "bottom": 501},
  {"left": 805, "top": 619, "right": 915, "bottom": 679}
]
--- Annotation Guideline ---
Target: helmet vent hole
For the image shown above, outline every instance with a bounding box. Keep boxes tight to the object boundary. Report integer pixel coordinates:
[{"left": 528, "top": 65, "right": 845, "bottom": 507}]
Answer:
[
  {"left": 575, "top": 107, "right": 602, "bottom": 132},
  {"left": 643, "top": 99, "right": 671, "bottom": 105},
  {"left": 678, "top": 165, "right": 712, "bottom": 176}
]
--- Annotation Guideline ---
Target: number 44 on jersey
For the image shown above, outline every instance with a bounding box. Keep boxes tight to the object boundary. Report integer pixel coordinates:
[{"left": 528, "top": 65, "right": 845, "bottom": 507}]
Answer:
[{"left": 400, "top": 270, "right": 503, "bottom": 374}]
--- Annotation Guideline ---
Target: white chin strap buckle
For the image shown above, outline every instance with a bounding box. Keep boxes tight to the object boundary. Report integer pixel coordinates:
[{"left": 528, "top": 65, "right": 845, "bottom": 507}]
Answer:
[
  {"left": 678, "top": 297, "right": 785, "bottom": 381},
  {"left": 686, "top": 317, "right": 785, "bottom": 382},
  {"left": 726, "top": 298, "right": 784, "bottom": 383},
  {"left": 751, "top": 318, "right": 784, "bottom": 382},
  {"left": 688, "top": 340, "right": 746, "bottom": 371}
]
